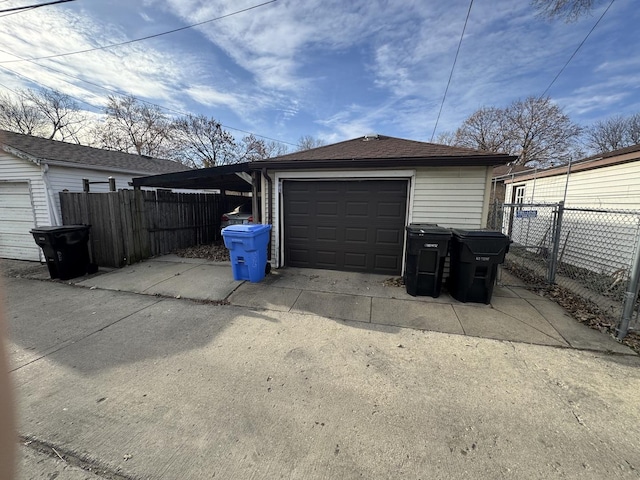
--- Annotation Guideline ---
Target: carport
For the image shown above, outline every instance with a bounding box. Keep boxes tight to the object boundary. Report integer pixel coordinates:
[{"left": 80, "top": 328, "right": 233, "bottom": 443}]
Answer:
[{"left": 131, "top": 163, "right": 262, "bottom": 221}]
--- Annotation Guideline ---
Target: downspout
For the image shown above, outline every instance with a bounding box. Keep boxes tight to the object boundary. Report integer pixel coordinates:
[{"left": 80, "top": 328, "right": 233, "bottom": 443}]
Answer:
[
  {"left": 42, "top": 163, "right": 62, "bottom": 226},
  {"left": 262, "top": 168, "right": 273, "bottom": 262},
  {"left": 562, "top": 159, "right": 572, "bottom": 205}
]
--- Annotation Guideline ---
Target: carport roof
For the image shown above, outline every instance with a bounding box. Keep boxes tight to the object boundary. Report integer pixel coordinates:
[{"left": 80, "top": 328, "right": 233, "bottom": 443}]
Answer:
[{"left": 131, "top": 163, "right": 253, "bottom": 191}]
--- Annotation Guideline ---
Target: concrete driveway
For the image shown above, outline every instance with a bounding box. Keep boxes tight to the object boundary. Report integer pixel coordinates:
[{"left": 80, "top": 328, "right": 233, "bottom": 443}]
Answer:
[
  {"left": 72, "top": 255, "right": 634, "bottom": 354},
  {"left": 2, "top": 257, "right": 639, "bottom": 479}
]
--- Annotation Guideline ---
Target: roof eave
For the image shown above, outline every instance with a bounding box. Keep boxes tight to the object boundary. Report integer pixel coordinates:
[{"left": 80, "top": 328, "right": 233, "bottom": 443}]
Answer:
[
  {"left": 249, "top": 155, "right": 514, "bottom": 170},
  {"left": 2, "top": 144, "right": 41, "bottom": 166}
]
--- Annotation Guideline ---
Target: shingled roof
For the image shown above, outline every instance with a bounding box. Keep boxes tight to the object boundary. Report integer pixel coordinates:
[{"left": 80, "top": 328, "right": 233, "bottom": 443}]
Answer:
[
  {"left": 0, "top": 129, "right": 190, "bottom": 175},
  {"left": 252, "top": 134, "right": 513, "bottom": 169}
]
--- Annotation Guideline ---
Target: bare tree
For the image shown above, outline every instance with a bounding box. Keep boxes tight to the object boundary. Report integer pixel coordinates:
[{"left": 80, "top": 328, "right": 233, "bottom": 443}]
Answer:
[
  {"left": 435, "top": 131, "right": 456, "bottom": 146},
  {"left": 0, "top": 88, "right": 86, "bottom": 141},
  {"left": 452, "top": 97, "right": 581, "bottom": 166},
  {"left": 23, "top": 89, "right": 86, "bottom": 142},
  {"left": 586, "top": 116, "right": 629, "bottom": 152},
  {"left": 0, "top": 91, "right": 46, "bottom": 136},
  {"left": 93, "top": 95, "right": 173, "bottom": 157},
  {"left": 296, "top": 135, "right": 326, "bottom": 151},
  {"left": 454, "top": 106, "right": 516, "bottom": 154},
  {"left": 235, "top": 134, "right": 288, "bottom": 162},
  {"left": 531, "top": 0, "right": 598, "bottom": 22},
  {"left": 626, "top": 113, "right": 640, "bottom": 146},
  {"left": 506, "top": 97, "right": 581, "bottom": 166},
  {"left": 587, "top": 113, "right": 640, "bottom": 153},
  {"left": 170, "top": 114, "right": 237, "bottom": 168}
]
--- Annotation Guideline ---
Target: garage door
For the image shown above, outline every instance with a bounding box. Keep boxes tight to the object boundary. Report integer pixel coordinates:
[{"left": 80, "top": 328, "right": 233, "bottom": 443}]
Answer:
[
  {"left": 283, "top": 180, "right": 408, "bottom": 274},
  {"left": 0, "top": 182, "right": 40, "bottom": 261}
]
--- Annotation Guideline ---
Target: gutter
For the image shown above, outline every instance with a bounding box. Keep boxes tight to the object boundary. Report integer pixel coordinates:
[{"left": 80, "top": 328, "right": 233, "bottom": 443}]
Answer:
[{"left": 249, "top": 154, "right": 514, "bottom": 170}]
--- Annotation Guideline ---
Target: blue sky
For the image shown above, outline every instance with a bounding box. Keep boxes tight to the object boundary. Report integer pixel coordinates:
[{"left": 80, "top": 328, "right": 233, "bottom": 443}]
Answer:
[{"left": 0, "top": 0, "right": 638, "bottom": 148}]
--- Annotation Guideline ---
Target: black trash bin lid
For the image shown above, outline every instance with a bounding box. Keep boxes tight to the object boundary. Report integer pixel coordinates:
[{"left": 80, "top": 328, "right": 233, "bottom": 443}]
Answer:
[
  {"left": 31, "top": 225, "right": 90, "bottom": 233},
  {"left": 406, "top": 224, "right": 451, "bottom": 236},
  {"left": 451, "top": 228, "right": 507, "bottom": 239}
]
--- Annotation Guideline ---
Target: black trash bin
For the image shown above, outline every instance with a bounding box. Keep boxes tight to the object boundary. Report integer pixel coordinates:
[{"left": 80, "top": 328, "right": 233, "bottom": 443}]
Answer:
[
  {"left": 404, "top": 224, "right": 451, "bottom": 297},
  {"left": 31, "top": 225, "right": 92, "bottom": 280},
  {"left": 448, "top": 229, "right": 510, "bottom": 304}
]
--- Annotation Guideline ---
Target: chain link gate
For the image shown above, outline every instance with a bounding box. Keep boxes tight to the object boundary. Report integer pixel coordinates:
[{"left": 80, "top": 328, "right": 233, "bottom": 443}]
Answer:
[
  {"left": 488, "top": 201, "right": 640, "bottom": 337},
  {"left": 491, "top": 202, "right": 560, "bottom": 287}
]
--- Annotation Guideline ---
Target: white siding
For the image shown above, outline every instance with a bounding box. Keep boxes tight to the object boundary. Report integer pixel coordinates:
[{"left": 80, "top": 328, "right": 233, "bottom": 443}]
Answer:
[
  {"left": 47, "top": 165, "right": 140, "bottom": 221},
  {"left": 0, "top": 181, "right": 41, "bottom": 260},
  {"left": 412, "top": 166, "right": 488, "bottom": 229},
  {"left": 504, "top": 159, "right": 640, "bottom": 276},
  {"left": 506, "top": 159, "right": 640, "bottom": 209},
  {"left": 0, "top": 153, "right": 52, "bottom": 260}
]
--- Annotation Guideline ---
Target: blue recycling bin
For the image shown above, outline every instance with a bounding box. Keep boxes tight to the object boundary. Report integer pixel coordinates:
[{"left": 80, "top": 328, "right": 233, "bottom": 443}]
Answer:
[{"left": 222, "top": 224, "right": 272, "bottom": 282}]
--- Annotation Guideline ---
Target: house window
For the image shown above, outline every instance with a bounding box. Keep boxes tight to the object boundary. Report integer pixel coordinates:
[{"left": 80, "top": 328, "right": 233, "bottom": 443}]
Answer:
[{"left": 514, "top": 185, "right": 525, "bottom": 205}]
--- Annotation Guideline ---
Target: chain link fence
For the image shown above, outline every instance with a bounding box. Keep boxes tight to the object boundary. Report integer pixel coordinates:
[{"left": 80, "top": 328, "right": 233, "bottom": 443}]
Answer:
[{"left": 488, "top": 201, "right": 640, "bottom": 336}]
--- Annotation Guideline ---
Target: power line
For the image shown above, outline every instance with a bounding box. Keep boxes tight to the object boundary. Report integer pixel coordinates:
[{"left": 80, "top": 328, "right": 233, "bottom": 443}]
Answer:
[
  {"left": 539, "top": 0, "right": 616, "bottom": 98},
  {"left": 0, "top": 64, "right": 103, "bottom": 111},
  {"left": 0, "top": 0, "right": 74, "bottom": 17},
  {"left": 0, "top": 0, "right": 75, "bottom": 14},
  {"left": 0, "top": 0, "right": 277, "bottom": 64},
  {"left": 0, "top": 60, "right": 297, "bottom": 146},
  {"left": 430, "top": 0, "right": 473, "bottom": 142}
]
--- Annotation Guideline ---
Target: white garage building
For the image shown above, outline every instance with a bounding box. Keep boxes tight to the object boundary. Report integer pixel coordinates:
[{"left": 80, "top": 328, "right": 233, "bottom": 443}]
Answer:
[{"left": 0, "top": 130, "right": 189, "bottom": 261}]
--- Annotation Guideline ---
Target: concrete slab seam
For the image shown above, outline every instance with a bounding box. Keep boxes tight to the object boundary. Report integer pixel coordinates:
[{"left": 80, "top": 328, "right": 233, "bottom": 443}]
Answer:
[
  {"left": 489, "top": 303, "right": 572, "bottom": 345},
  {"left": 452, "top": 305, "right": 466, "bottom": 335},
  {"left": 522, "top": 298, "right": 635, "bottom": 356},
  {"left": 140, "top": 263, "right": 202, "bottom": 293},
  {"left": 290, "top": 289, "right": 303, "bottom": 313},
  {"left": 526, "top": 297, "right": 574, "bottom": 347},
  {"left": 223, "top": 279, "right": 247, "bottom": 301},
  {"left": 10, "top": 299, "right": 163, "bottom": 373}
]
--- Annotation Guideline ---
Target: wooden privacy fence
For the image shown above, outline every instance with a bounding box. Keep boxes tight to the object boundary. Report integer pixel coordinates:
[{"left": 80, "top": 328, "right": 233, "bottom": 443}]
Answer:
[{"left": 60, "top": 190, "right": 245, "bottom": 268}]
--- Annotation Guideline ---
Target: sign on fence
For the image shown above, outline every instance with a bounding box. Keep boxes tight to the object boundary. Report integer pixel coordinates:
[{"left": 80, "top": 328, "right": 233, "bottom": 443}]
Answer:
[{"left": 516, "top": 209, "right": 538, "bottom": 218}]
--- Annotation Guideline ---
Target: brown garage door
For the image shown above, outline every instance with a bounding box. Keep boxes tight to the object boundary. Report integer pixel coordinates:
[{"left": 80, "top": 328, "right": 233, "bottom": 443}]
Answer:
[{"left": 283, "top": 180, "right": 408, "bottom": 274}]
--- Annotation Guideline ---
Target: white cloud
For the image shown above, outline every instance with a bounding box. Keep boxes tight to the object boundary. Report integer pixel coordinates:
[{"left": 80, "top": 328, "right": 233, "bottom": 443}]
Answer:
[{"left": 0, "top": 0, "right": 636, "bottom": 145}]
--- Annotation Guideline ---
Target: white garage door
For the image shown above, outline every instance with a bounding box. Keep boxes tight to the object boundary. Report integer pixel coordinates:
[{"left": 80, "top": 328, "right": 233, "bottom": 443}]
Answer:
[{"left": 0, "top": 182, "right": 40, "bottom": 261}]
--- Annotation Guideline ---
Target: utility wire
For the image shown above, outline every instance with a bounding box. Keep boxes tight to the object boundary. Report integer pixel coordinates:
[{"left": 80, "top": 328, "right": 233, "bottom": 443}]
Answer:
[
  {"left": 430, "top": 0, "right": 473, "bottom": 142},
  {"left": 539, "top": 0, "right": 616, "bottom": 98},
  {"left": 0, "top": 0, "right": 75, "bottom": 14},
  {"left": 0, "top": 0, "right": 277, "bottom": 64},
  {"left": 0, "top": 59, "right": 297, "bottom": 146},
  {"left": 0, "top": 64, "right": 103, "bottom": 111}
]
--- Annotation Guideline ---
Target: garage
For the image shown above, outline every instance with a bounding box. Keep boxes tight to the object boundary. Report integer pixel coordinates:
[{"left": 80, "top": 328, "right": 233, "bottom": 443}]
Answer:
[
  {"left": 0, "top": 182, "right": 40, "bottom": 261},
  {"left": 283, "top": 179, "right": 408, "bottom": 274}
]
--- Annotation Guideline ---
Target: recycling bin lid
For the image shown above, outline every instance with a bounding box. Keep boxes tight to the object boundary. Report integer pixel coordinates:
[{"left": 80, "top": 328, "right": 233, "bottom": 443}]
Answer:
[
  {"left": 451, "top": 228, "right": 507, "bottom": 239},
  {"left": 222, "top": 224, "right": 272, "bottom": 236},
  {"left": 31, "top": 225, "right": 90, "bottom": 233},
  {"left": 406, "top": 224, "right": 451, "bottom": 236}
]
